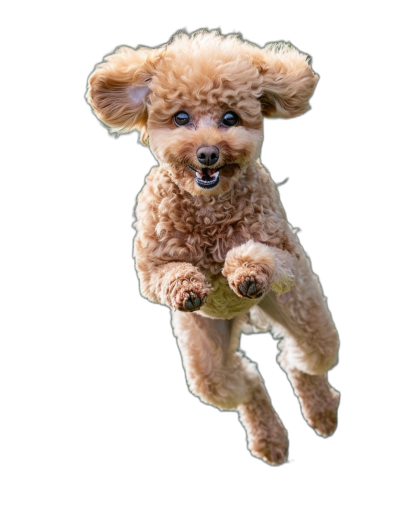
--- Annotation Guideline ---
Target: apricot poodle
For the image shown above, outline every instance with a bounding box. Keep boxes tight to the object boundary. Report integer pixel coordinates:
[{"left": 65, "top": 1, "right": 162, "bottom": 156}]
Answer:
[{"left": 86, "top": 30, "right": 339, "bottom": 465}]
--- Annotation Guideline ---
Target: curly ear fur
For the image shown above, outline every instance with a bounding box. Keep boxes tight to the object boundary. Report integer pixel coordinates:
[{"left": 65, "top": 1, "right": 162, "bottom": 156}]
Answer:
[
  {"left": 250, "top": 42, "right": 319, "bottom": 118},
  {"left": 86, "top": 46, "right": 162, "bottom": 135},
  {"left": 86, "top": 35, "right": 317, "bottom": 139}
]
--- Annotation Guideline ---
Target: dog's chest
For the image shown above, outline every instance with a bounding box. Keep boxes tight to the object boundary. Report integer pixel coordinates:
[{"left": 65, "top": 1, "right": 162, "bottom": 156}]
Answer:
[{"left": 156, "top": 196, "right": 266, "bottom": 275}]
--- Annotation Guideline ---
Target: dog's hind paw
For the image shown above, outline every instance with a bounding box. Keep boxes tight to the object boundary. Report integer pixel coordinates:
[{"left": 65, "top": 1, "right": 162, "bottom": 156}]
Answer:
[
  {"left": 287, "top": 369, "right": 340, "bottom": 438},
  {"left": 238, "top": 387, "right": 289, "bottom": 466},
  {"left": 249, "top": 432, "right": 289, "bottom": 466},
  {"left": 304, "top": 386, "right": 339, "bottom": 437},
  {"left": 308, "top": 404, "right": 338, "bottom": 437}
]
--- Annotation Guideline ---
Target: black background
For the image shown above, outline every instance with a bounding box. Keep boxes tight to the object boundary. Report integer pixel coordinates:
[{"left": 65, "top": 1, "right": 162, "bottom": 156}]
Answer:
[{"left": 55, "top": 6, "right": 372, "bottom": 508}]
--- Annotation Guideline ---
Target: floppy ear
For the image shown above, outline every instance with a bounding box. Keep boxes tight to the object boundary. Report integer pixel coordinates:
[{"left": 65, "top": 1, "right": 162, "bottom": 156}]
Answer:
[
  {"left": 86, "top": 46, "right": 161, "bottom": 135},
  {"left": 251, "top": 42, "right": 319, "bottom": 118}
]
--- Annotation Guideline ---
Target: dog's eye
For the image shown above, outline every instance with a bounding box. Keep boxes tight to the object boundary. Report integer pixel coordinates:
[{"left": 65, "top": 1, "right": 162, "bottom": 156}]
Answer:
[
  {"left": 174, "top": 112, "right": 190, "bottom": 126},
  {"left": 221, "top": 112, "right": 239, "bottom": 127}
]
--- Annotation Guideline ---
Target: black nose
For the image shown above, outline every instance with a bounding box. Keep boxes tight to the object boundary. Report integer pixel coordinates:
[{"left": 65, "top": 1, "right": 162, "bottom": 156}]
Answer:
[{"left": 196, "top": 145, "right": 220, "bottom": 166}]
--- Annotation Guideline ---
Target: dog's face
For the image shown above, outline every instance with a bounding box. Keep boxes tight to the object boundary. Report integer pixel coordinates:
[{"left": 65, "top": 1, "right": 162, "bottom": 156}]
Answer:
[
  {"left": 87, "top": 31, "right": 318, "bottom": 196},
  {"left": 149, "top": 105, "right": 261, "bottom": 196},
  {"left": 146, "top": 41, "right": 265, "bottom": 196}
]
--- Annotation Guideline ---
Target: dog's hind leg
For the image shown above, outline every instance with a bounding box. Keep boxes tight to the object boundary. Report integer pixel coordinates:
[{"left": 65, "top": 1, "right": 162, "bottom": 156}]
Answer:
[
  {"left": 280, "top": 365, "right": 339, "bottom": 437},
  {"left": 258, "top": 252, "right": 340, "bottom": 437},
  {"left": 171, "top": 311, "right": 288, "bottom": 465}
]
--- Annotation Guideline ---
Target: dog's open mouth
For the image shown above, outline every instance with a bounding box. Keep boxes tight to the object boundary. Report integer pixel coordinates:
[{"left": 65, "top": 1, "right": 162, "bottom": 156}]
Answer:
[{"left": 188, "top": 165, "right": 225, "bottom": 189}]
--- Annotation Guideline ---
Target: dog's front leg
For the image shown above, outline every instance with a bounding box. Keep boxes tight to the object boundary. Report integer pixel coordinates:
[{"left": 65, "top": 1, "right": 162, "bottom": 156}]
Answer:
[
  {"left": 137, "top": 260, "right": 212, "bottom": 312},
  {"left": 222, "top": 240, "right": 297, "bottom": 299}
]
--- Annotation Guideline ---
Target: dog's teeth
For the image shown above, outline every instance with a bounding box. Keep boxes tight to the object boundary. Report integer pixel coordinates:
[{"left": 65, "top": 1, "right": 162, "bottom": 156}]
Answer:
[{"left": 195, "top": 170, "right": 220, "bottom": 180}]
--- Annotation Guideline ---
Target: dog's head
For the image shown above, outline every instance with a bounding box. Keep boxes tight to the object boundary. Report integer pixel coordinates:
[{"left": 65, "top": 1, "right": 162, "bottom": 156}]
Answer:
[{"left": 87, "top": 31, "right": 318, "bottom": 196}]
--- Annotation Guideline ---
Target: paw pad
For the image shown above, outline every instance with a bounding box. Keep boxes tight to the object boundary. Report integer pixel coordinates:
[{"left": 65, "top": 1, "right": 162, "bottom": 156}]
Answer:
[
  {"left": 182, "top": 291, "right": 203, "bottom": 312},
  {"left": 238, "top": 277, "right": 263, "bottom": 299}
]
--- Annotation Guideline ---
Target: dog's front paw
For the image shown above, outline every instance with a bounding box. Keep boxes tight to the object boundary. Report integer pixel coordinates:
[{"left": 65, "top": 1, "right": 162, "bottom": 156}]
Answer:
[
  {"left": 178, "top": 289, "right": 207, "bottom": 312},
  {"left": 170, "top": 276, "right": 210, "bottom": 312},
  {"left": 226, "top": 266, "right": 270, "bottom": 300}
]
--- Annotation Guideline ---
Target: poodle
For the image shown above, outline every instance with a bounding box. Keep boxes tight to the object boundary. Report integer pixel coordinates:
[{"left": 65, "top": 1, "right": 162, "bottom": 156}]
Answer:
[{"left": 86, "top": 30, "right": 339, "bottom": 465}]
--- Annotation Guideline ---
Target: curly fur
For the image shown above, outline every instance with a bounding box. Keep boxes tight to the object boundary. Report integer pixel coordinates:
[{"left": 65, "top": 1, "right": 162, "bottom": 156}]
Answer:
[{"left": 86, "top": 29, "right": 339, "bottom": 465}]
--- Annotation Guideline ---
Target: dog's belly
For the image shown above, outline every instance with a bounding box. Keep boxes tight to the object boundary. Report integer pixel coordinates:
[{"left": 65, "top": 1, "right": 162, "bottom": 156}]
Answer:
[{"left": 198, "top": 274, "right": 260, "bottom": 320}]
